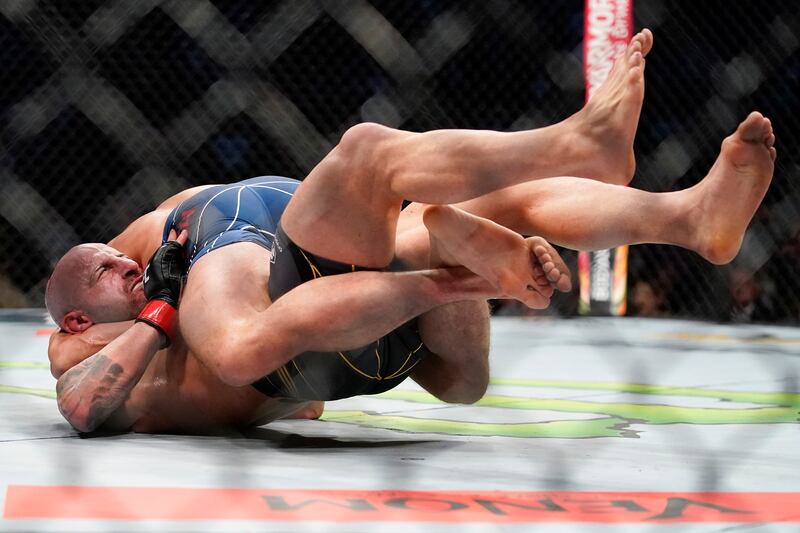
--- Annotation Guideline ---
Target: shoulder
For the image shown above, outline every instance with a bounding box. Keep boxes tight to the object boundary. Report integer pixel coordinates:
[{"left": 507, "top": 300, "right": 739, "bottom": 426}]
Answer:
[{"left": 48, "top": 322, "right": 134, "bottom": 378}]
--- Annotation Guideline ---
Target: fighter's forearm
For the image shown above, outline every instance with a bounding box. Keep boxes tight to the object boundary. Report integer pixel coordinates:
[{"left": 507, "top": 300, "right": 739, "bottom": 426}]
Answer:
[
  {"left": 48, "top": 321, "right": 135, "bottom": 378},
  {"left": 183, "top": 266, "right": 498, "bottom": 386},
  {"left": 56, "top": 323, "right": 162, "bottom": 433}
]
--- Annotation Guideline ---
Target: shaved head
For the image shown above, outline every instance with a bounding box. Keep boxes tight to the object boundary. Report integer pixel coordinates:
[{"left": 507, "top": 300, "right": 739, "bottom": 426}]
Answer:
[
  {"left": 46, "top": 245, "right": 95, "bottom": 327},
  {"left": 46, "top": 244, "right": 146, "bottom": 329}
]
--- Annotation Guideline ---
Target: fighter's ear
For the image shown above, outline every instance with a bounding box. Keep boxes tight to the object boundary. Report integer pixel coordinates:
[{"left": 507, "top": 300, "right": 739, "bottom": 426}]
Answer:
[{"left": 62, "top": 310, "right": 94, "bottom": 334}]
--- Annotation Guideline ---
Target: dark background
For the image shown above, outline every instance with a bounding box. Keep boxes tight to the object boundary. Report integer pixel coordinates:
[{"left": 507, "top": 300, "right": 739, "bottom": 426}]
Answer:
[{"left": 1, "top": 0, "right": 798, "bottom": 323}]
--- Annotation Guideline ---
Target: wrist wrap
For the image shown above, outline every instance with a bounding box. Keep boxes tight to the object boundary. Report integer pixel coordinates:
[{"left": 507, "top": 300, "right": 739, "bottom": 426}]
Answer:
[{"left": 135, "top": 300, "right": 177, "bottom": 347}]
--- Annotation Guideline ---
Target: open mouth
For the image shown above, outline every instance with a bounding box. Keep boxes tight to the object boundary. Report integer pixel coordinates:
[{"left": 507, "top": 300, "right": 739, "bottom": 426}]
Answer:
[{"left": 130, "top": 275, "right": 144, "bottom": 293}]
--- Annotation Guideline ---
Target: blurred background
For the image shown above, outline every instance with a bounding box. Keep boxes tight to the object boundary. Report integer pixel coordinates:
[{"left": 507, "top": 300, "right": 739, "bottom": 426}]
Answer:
[{"left": 1, "top": 0, "right": 799, "bottom": 323}]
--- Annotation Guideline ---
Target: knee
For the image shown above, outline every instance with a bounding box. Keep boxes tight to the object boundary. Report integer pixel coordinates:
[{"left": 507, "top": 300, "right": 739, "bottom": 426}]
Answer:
[
  {"left": 455, "top": 380, "right": 489, "bottom": 404},
  {"left": 436, "top": 350, "right": 491, "bottom": 405},
  {"left": 208, "top": 350, "right": 254, "bottom": 387},
  {"left": 204, "top": 331, "right": 276, "bottom": 387},
  {"left": 439, "top": 371, "right": 489, "bottom": 405},
  {"left": 339, "top": 122, "right": 394, "bottom": 152},
  {"left": 460, "top": 354, "right": 490, "bottom": 404},
  {"left": 336, "top": 122, "right": 400, "bottom": 175}
]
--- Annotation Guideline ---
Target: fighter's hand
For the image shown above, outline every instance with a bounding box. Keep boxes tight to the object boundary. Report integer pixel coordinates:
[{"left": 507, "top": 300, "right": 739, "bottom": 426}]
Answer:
[{"left": 135, "top": 229, "right": 189, "bottom": 347}]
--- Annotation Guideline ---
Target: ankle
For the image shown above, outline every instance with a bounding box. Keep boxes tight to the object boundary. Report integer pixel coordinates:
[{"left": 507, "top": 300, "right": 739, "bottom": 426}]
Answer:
[{"left": 426, "top": 267, "right": 499, "bottom": 303}]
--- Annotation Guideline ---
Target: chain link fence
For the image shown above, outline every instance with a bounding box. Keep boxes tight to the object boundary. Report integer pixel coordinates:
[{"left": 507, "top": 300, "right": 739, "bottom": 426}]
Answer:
[{"left": 1, "top": 0, "right": 799, "bottom": 324}]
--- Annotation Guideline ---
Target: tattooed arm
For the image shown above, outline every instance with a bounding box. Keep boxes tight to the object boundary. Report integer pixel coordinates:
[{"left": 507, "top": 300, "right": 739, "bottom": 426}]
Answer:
[
  {"left": 56, "top": 322, "right": 163, "bottom": 433},
  {"left": 48, "top": 321, "right": 134, "bottom": 378}
]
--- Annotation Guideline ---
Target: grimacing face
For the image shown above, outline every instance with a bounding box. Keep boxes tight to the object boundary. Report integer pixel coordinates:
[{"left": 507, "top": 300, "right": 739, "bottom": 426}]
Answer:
[{"left": 74, "top": 244, "right": 147, "bottom": 323}]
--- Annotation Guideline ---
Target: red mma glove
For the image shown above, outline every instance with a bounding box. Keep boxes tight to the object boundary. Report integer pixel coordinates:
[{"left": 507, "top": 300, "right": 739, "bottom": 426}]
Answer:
[{"left": 135, "top": 240, "right": 186, "bottom": 347}]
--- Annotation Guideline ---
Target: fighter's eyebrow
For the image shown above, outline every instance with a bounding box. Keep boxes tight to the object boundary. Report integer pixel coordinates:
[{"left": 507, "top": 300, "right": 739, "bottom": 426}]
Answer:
[
  {"left": 88, "top": 265, "right": 103, "bottom": 287},
  {"left": 87, "top": 254, "right": 107, "bottom": 287}
]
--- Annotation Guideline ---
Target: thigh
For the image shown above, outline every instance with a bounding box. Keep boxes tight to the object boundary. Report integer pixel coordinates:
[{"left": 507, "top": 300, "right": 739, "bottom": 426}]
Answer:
[
  {"left": 179, "top": 242, "right": 276, "bottom": 377},
  {"left": 280, "top": 126, "right": 406, "bottom": 268},
  {"left": 411, "top": 300, "right": 491, "bottom": 404},
  {"left": 395, "top": 204, "right": 493, "bottom": 404}
]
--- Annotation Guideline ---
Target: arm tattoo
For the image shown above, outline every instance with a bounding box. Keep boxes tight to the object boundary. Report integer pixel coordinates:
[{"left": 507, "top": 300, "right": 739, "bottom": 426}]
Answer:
[{"left": 57, "top": 353, "right": 130, "bottom": 431}]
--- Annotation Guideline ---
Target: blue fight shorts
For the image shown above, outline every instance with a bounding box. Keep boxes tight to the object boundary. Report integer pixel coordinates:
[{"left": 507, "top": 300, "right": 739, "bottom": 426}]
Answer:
[{"left": 164, "top": 176, "right": 433, "bottom": 402}]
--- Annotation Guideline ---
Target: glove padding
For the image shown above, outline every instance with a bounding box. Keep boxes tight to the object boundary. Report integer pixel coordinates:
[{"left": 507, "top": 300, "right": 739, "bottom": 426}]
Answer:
[
  {"left": 142, "top": 240, "right": 186, "bottom": 307},
  {"left": 135, "top": 240, "right": 187, "bottom": 347}
]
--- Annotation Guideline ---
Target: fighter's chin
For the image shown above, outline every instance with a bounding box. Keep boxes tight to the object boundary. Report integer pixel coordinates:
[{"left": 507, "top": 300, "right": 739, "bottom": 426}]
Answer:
[{"left": 132, "top": 289, "right": 148, "bottom": 315}]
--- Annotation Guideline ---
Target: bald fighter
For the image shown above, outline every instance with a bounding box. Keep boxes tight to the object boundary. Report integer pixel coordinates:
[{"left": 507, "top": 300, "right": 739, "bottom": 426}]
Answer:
[{"left": 46, "top": 30, "right": 777, "bottom": 434}]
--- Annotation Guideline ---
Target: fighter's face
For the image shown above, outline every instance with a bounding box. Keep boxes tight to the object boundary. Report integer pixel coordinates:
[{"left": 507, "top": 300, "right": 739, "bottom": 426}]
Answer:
[{"left": 77, "top": 244, "right": 146, "bottom": 322}]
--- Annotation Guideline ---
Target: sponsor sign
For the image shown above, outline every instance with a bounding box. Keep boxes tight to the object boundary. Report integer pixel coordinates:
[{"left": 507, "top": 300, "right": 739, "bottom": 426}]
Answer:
[
  {"left": 579, "top": 0, "right": 632, "bottom": 316},
  {"left": 5, "top": 487, "right": 800, "bottom": 523}
]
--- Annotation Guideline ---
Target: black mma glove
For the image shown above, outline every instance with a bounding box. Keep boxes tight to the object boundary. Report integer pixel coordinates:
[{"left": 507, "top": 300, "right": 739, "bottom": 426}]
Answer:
[{"left": 135, "top": 240, "right": 187, "bottom": 347}]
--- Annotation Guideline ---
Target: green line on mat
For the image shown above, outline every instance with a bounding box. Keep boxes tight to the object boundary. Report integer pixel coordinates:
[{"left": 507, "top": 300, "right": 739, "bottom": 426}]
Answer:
[
  {"left": 321, "top": 411, "right": 631, "bottom": 438},
  {"left": 0, "top": 384, "right": 56, "bottom": 399},
  {"left": 487, "top": 378, "right": 800, "bottom": 406},
  {"left": 0, "top": 361, "right": 50, "bottom": 369},
  {"left": 374, "top": 389, "right": 799, "bottom": 425}
]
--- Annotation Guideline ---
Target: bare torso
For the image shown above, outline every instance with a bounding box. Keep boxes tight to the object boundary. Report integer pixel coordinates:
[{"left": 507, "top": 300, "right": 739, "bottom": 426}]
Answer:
[
  {"left": 50, "top": 187, "right": 310, "bottom": 433},
  {"left": 118, "top": 342, "right": 282, "bottom": 433}
]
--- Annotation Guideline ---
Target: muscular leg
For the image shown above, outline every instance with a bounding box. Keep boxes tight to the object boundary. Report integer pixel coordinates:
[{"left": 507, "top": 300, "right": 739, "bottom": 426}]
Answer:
[
  {"left": 397, "top": 112, "right": 776, "bottom": 266},
  {"left": 412, "top": 299, "right": 492, "bottom": 404},
  {"left": 281, "top": 30, "right": 654, "bottom": 268},
  {"left": 403, "top": 112, "right": 776, "bottom": 403},
  {"left": 181, "top": 112, "right": 773, "bottom": 396},
  {"left": 409, "top": 219, "right": 570, "bottom": 403},
  {"left": 244, "top": 30, "right": 651, "bottom": 401}
]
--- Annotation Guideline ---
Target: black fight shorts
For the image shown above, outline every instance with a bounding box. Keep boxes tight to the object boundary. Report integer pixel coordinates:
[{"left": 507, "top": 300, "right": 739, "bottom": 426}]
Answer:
[{"left": 250, "top": 223, "right": 433, "bottom": 401}]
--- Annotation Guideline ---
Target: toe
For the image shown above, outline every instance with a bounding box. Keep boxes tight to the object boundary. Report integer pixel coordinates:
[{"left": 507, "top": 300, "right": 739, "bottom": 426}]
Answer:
[
  {"left": 545, "top": 266, "right": 561, "bottom": 283},
  {"left": 738, "top": 112, "right": 766, "bottom": 141},
  {"left": 641, "top": 28, "right": 654, "bottom": 55},
  {"left": 626, "top": 65, "right": 644, "bottom": 85}
]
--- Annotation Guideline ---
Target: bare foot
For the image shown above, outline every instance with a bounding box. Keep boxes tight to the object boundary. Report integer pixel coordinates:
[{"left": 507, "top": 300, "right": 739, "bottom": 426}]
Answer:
[
  {"left": 528, "top": 236, "right": 572, "bottom": 293},
  {"left": 566, "top": 28, "right": 653, "bottom": 184},
  {"left": 424, "top": 205, "right": 571, "bottom": 309},
  {"left": 689, "top": 112, "right": 776, "bottom": 264}
]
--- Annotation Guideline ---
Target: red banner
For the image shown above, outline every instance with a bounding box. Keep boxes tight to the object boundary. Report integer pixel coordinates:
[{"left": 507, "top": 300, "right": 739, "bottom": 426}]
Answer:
[
  {"left": 579, "top": 0, "right": 633, "bottom": 315},
  {"left": 583, "top": 0, "right": 633, "bottom": 101},
  {"left": 5, "top": 486, "right": 800, "bottom": 523}
]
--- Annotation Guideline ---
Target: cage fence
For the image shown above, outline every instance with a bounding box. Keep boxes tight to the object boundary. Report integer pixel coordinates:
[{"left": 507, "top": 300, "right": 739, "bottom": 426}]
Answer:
[
  {"left": 1, "top": 0, "right": 800, "bottom": 518},
  {"left": 1, "top": 0, "right": 799, "bottom": 324}
]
